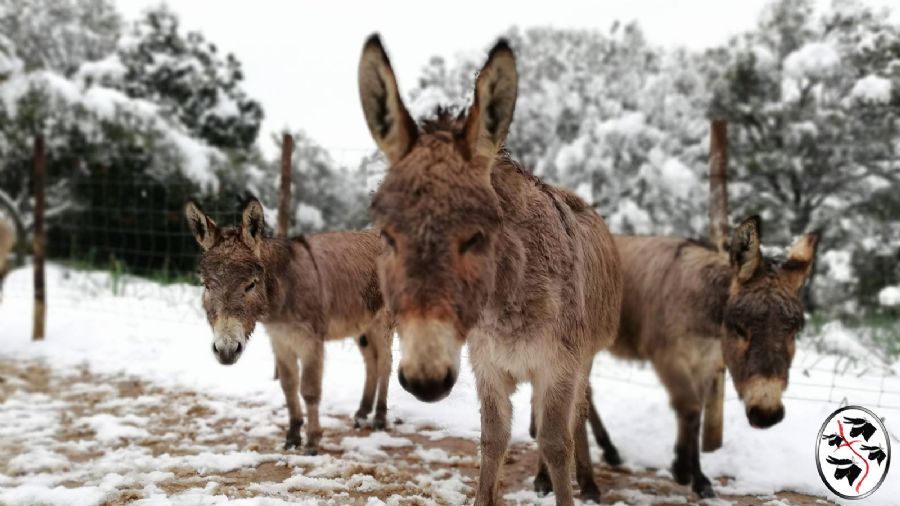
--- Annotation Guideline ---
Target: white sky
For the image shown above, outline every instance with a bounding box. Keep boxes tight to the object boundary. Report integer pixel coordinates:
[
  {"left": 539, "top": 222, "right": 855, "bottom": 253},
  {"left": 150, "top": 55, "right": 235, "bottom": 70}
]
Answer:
[{"left": 115, "top": 0, "right": 898, "bottom": 162}]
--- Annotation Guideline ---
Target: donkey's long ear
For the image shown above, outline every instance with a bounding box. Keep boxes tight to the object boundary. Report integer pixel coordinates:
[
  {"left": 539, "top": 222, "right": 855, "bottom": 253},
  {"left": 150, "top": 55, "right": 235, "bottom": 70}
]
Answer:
[
  {"left": 241, "top": 198, "right": 266, "bottom": 257},
  {"left": 730, "top": 215, "right": 762, "bottom": 283},
  {"left": 781, "top": 232, "right": 819, "bottom": 292},
  {"left": 358, "top": 34, "right": 417, "bottom": 165},
  {"left": 185, "top": 201, "right": 218, "bottom": 251},
  {"left": 463, "top": 39, "right": 518, "bottom": 165}
]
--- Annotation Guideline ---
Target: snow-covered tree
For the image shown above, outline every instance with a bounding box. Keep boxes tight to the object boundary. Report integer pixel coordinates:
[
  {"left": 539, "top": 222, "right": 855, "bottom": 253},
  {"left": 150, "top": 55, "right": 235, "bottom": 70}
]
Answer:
[
  {"left": 0, "top": 0, "right": 120, "bottom": 75},
  {"left": 411, "top": 25, "right": 710, "bottom": 235},
  {"left": 0, "top": 4, "right": 265, "bottom": 276},
  {"left": 105, "top": 5, "right": 264, "bottom": 152},
  {"left": 706, "top": 0, "right": 900, "bottom": 309}
]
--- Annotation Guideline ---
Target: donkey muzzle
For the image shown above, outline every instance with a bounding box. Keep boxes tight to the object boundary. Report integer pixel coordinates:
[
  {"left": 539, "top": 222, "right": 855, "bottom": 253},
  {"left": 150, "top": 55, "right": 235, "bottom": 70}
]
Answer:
[
  {"left": 396, "top": 318, "right": 461, "bottom": 403},
  {"left": 747, "top": 404, "right": 785, "bottom": 428},
  {"left": 741, "top": 376, "right": 786, "bottom": 428},
  {"left": 212, "top": 340, "right": 243, "bottom": 365},
  {"left": 211, "top": 318, "right": 246, "bottom": 365}
]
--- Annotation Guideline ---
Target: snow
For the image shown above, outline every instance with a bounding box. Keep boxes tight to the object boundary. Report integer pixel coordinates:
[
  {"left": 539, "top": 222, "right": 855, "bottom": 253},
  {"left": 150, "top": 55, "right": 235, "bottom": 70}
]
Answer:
[
  {"left": 8, "top": 449, "right": 70, "bottom": 474},
  {"left": 1, "top": 263, "right": 899, "bottom": 505},
  {"left": 851, "top": 74, "right": 892, "bottom": 103},
  {"left": 295, "top": 203, "right": 325, "bottom": 231},
  {"left": 659, "top": 158, "right": 697, "bottom": 199},
  {"left": 607, "top": 198, "right": 653, "bottom": 233},
  {"left": 878, "top": 285, "right": 900, "bottom": 307},
  {"left": 209, "top": 94, "right": 241, "bottom": 118},
  {"left": 783, "top": 42, "right": 841, "bottom": 80},
  {"left": 80, "top": 413, "right": 151, "bottom": 443},
  {"left": 820, "top": 249, "right": 854, "bottom": 283},
  {"left": 0, "top": 484, "right": 108, "bottom": 506},
  {"left": 76, "top": 55, "right": 127, "bottom": 83}
]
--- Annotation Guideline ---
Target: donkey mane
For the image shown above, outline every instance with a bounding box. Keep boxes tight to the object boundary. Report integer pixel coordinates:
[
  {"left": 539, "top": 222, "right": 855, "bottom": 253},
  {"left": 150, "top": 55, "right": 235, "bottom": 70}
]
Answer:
[
  {"left": 418, "top": 106, "right": 585, "bottom": 217},
  {"left": 419, "top": 106, "right": 466, "bottom": 135}
]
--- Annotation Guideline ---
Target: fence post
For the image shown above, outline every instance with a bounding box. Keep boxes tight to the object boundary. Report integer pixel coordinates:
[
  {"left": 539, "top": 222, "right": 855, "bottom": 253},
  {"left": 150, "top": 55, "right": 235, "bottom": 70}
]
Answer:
[
  {"left": 277, "top": 133, "right": 293, "bottom": 238},
  {"left": 702, "top": 120, "right": 729, "bottom": 452},
  {"left": 32, "top": 135, "right": 46, "bottom": 341},
  {"left": 273, "top": 133, "right": 293, "bottom": 381}
]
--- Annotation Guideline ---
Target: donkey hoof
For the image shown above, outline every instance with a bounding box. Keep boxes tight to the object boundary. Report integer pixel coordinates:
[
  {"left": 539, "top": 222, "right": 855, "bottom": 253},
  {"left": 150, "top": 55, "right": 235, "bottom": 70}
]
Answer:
[
  {"left": 578, "top": 482, "right": 601, "bottom": 503},
  {"left": 372, "top": 417, "right": 387, "bottom": 431},
  {"left": 693, "top": 477, "right": 715, "bottom": 498},
  {"left": 283, "top": 437, "right": 302, "bottom": 450},
  {"left": 671, "top": 461, "right": 692, "bottom": 486},
  {"left": 302, "top": 445, "right": 319, "bottom": 456},
  {"left": 353, "top": 416, "right": 367, "bottom": 429},
  {"left": 533, "top": 474, "right": 553, "bottom": 496},
  {"left": 603, "top": 447, "right": 623, "bottom": 467}
]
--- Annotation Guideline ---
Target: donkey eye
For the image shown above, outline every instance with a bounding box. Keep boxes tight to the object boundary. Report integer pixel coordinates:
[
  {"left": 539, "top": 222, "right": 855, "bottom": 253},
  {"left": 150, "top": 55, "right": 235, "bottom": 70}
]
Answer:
[
  {"left": 459, "top": 231, "right": 486, "bottom": 255},
  {"left": 380, "top": 230, "right": 396, "bottom": 250},
  {"left": 244, "top": 280, "right": 257, "bottom": 293}
]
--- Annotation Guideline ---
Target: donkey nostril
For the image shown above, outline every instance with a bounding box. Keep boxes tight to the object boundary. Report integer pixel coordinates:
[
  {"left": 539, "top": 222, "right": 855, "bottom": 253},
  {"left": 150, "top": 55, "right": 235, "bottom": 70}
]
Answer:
[
  {"left": 235, "top": 342, "right": 243, "bottom": 354},
  {"left": 211, "top": 342, "right": 219, "bottom": 354},
  {"left": 442, "top": 369, "right": 455, "bottom": 391},
  {"left": 398, "top": 369, "right": 408, "bottom": 390}
]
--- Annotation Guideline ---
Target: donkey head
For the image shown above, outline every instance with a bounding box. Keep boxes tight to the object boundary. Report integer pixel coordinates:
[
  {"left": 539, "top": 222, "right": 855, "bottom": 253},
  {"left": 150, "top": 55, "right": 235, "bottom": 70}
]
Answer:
[
  {"left": 721, "top": 215, "right": 819, "bottom": 428},
  {"left": 360, "top": 34, "right": 517, "bottom": 402},
  {"left": 185, "top": 198, "right": 269, "bottom": 365}
]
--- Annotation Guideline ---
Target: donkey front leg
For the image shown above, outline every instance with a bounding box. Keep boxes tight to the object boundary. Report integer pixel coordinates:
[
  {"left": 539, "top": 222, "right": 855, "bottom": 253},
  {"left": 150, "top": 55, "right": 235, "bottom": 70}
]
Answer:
[
  {"left": 656, "top": 360, "right": 715, "bottom": 498},
  {"left": 371, "top": 325, "right": 393, "bottom": 430},
  {"left": 534, "top": 373, "right": 582, "bottom": 506},
  {"left": 298, "top": 339, "right": 325, "bottom": 455},
  {"left": 474, "top": 368, "right": 516, "bottom": 506},
  {"left": 275, "top": 351, "right": 304, "bottom": 450},
  {"left": 354, "top": 333, "right": 378, "bottom": 428}
]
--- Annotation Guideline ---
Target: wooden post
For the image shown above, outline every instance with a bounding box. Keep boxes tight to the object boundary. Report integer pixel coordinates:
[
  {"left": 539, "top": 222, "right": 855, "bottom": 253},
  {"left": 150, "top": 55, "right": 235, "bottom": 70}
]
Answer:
[
  {"left": 273, "top": 133, "right": 293, "bottom": 381},
  {"left": 702, "top": 120, "right": 729, "bottom": 452},
  {"left": 32, "top": 135, "right": 46, "bottom": 341},
  {"left": 277, "top": 133, "right": 293, "bottom": 238}
]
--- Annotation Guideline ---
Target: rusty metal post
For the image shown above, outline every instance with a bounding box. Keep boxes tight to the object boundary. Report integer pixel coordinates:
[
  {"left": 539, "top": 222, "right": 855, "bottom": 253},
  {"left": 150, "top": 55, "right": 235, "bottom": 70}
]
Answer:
[
  {"left": 702, "top": 120, "right": 729, "bottom": 452},
  {"left": 32, "top": 136, "right": 46, "bottom": 341},
  {"left": 277, "top": 133, "right": 293, "bottom": 238}
]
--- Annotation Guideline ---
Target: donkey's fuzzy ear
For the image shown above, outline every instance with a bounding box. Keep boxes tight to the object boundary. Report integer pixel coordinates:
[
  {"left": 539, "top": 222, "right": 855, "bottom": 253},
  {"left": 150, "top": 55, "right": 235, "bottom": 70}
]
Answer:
[
  {"left": 463, "top": 39, "right": 518, "bottom": 164},
  {"left": 781, "top": 232, "right": 819, "bottom": 292},
  {"left": 241, "top": 197, "right": 266, "bottom": 256},
  {"left": 730, "top": 215, "right": 762, "bottom": 283},
  {"left": 185, "top": 201, "right": 218, "bottom": 251},
  {"left": 358, "top": 34, "right": 417, "bottom": 165}
]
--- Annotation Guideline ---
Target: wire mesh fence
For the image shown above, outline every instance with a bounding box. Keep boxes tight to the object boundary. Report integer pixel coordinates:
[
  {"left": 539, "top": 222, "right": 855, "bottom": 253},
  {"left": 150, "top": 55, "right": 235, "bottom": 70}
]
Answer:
[{"left": 1, "top": 135, "right": 898, "bottom": 430}]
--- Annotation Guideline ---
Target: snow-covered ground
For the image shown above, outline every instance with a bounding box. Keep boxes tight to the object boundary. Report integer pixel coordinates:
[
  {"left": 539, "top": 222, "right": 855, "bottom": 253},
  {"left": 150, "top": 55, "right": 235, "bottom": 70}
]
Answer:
[{"left": 1, "top": 265, "right": 898, "bottom": 505}]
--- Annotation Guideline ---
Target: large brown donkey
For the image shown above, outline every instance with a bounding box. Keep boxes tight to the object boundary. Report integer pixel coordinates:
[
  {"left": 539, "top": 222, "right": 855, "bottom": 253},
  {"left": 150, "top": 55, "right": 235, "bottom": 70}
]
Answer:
[
  {"left": 540, "top": 216, "right": 818, "bottom": 498},
  {"left": 185, "top": 198, "right": 393, "bottom": 454},
  {"left": 359, "top": 35, "right": 622, "bottom": 505}
]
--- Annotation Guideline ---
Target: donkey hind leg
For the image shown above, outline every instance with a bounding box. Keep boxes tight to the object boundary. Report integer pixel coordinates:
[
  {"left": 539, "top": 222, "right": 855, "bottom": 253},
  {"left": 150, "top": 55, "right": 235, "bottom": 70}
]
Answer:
[
  {"left": 529, "top": 390, "right": 553, "bottom": 497},
  {"left": 587, "top": 386, "right": 622, "bottom": 466},
  {"left": 473, "top": 368, "right": 516, "bottom": 506},
  {"left": 573, "top": 380, "right": 600, "bottom": 503},
  {"left": 371, "top": 321, "right": 393, "bottom": 431},
  {"left": 656, "top": 360, "right": 715, "bottom": 498},
  {"left": 298, "top": 339, "right": 325, "bottom": 455},
  {"left": 275, "top": 351, "right": 304, "bottom": 450},
  {"left": 354, "top": 333, "right": 378, "bottom": 429}
]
